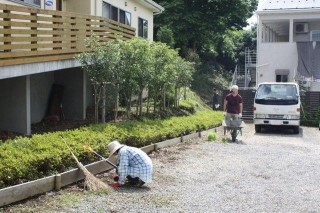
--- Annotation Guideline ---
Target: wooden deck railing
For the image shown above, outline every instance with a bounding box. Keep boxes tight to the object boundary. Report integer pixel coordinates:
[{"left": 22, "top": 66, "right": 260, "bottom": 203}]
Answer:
[{"left": 0, "top": 3, "right": 136, "bottom": 67}]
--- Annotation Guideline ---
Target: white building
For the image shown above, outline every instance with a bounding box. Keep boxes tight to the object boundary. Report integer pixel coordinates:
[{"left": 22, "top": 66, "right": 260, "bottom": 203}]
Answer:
[{"left": 256, "top": 0, "right": 320, "bottom": 91}]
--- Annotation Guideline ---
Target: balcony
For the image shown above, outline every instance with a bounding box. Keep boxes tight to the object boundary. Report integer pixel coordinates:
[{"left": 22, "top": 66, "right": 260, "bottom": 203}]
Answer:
[{"left": 0, "top": 3, "right": 136, "bottom": 67}]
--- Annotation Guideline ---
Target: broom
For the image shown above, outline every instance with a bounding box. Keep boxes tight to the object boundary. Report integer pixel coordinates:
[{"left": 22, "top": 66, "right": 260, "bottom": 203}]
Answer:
[
  {"left": 64, "top": 141, "right": 111, "bottom": 191},
  {"left": 84, "top": 145, "right": 118, "bottom": 169}
]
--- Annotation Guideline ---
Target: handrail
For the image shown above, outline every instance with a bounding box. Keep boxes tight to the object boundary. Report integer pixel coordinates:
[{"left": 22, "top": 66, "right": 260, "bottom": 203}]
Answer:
[{"left": 0, "top": 3, "right": 136, "bottom": 67}]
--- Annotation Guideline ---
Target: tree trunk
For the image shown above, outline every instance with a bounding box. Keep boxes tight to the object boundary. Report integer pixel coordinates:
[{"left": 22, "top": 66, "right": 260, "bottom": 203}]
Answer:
[
  {"left": 174, "top": 87, "right": 178, "bottom": 108},
  {"left": 184, "top": 87, "right": 187, "bottom": 100},
  {"left": 101, "top": 85, "right": 106, "bottom": 123},
  {"left": 153, "top": 93, "right": 157, "bottom": 113},
  {"left": 93, "top": 84, "right": 101, "bottom": 124},
  {"left": 139, "top": 89, "right": 143, "bottom": 117},
  {"left": 163, "top": 85, "right": 166, "bottom": 110},
  {"left": 146, "top": 89, "right": 150, "bottom": 114},
  {"left": 114, "top": 84, "right": 119, "bottom": 121},
  {"left": 177, "top": 88, "right": 181, "bottom": 107},
  {"left": 126, "top": 91, "right": 132, "bottom": 118}
]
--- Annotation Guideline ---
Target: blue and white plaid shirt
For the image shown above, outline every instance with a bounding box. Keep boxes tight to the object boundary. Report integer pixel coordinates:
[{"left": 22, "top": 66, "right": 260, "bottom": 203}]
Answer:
[{"left": 117, "top": 146, "right": 153, "bottom": 185}]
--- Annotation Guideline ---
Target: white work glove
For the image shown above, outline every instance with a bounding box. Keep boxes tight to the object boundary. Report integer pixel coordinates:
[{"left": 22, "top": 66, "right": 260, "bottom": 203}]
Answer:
[{"left": 238, "top": 113, "right": 242, "bottom": 118}]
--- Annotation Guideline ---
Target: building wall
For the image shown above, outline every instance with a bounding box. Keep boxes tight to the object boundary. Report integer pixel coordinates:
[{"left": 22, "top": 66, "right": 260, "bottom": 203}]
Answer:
[
  {"left": 0, "top": 0, "right": 20, "bottom": 6},
  {"left": 0, "top": 0, "right": 156, "bottom": 40},
  {"left": 257, "top": 43, "right": 298, "bottom": 84},
  {"left": 257, "top": 12, "right": 320, "bottom": 86},
  {"left": 0, "top": 76, "right": 28, "bottom": 134},
  {"left": 97, "top": 0, "right": 154, "bottom": 40},
  {"left": 63, "top": 0, "right": 91, "bottom": 15},
  {"left": 294, "top": 22, "right": 320, "bottom": 42}
]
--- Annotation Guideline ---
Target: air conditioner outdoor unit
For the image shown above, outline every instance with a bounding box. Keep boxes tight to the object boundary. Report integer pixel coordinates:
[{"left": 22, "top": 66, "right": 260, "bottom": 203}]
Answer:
[
  {"left": 301, "top": 80, "right": 311, "bottom": 88},
  {"left": 295, "top": 23, "right": 309, "bottom": 33}
]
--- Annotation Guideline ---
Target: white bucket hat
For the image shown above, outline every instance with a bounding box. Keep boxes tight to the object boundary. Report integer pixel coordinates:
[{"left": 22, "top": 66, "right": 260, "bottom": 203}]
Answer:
[
  {"left": 231, "top": 85, "right": 239, "bottom": 91},
  {"left": 107, "top": 141, "right": 125, "bottom": 157}
]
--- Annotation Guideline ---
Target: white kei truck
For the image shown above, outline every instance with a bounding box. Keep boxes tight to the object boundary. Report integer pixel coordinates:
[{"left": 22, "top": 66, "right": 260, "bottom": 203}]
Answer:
[{"left": 253, "top": 82, "right": 301, "bottom": 134}]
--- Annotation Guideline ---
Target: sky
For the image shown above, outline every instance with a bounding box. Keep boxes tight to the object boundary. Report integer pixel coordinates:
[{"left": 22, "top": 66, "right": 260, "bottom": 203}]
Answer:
[{"left": 244, "top": 0, "right": 261, "bottom": 29}]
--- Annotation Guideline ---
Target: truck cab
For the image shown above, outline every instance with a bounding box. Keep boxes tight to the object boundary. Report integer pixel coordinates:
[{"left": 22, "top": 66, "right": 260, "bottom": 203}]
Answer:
[{"left": 253, "top": 82, "right": 300, "bottom": 134}]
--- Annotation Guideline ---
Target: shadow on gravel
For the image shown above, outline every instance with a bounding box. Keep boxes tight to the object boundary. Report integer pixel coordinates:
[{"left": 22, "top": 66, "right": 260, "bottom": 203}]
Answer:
[
  {"left": 226, "top": 139, "right": 247, "bottom": 145},
  {"left": 254, "top": 126, "right": 304, "bottom": 137},
  {"left": 115, "top": 186, "right": 151, "bottom": 194}
]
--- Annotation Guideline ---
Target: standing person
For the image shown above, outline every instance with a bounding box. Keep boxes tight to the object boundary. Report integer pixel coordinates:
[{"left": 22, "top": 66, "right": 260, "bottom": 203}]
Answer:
[
  {"left": 108, "top": 141, "right": 153, "bottom": 188},
  {"left": 212, "top": 88, "right": 220, "bottom": 110},
  {"left": 223, "top": 85, "right": 243, "bottom": 120}
]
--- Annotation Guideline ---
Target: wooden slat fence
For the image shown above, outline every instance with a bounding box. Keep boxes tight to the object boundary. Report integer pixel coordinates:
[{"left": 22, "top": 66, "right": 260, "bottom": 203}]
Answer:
[{"left": 0, "top": 3, "right": 136, "bottom": 67}]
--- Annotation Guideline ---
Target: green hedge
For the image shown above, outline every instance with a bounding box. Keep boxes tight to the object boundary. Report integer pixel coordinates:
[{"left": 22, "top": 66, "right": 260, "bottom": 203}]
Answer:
[{"left": 0, "top": 110, "right": 223, "bottom": 188}]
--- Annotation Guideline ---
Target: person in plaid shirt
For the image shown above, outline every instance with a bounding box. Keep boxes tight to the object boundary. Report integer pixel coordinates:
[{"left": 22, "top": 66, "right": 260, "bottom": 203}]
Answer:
[{"left": 108, "top": 141, "right": 153, "bottom": 188}]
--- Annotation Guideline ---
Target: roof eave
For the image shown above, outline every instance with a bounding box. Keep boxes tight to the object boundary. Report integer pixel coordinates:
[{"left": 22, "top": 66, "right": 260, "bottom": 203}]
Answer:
[
  {"left": 138, "top": 0, "right": 164, "bottom": 14},
  {"left": 257, "top": 8, "right": 320, "bottom": 15}
]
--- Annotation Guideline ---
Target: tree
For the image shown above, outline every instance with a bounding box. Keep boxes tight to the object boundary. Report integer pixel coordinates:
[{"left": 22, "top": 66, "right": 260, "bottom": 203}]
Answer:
[
  {"left": 154, "top": 0, "right": 257, "bottom": 57},
  {"left": 76, "top": 35, "right": 106, "bottom": 124},
  {"left": 102, "top": 39, "right": 122, "bottom": 121},
  {"left": 173, "top": 58, "right": 195, "bottom": 107},
  {"left": 154, "top": 0, "right": 258, "bottom": 100},
  {"left": 119, "top": 38, "right": 153, "bottom": 117},
  {"left": 156, "top": 26, "right": 175, "bottom": 48},
  {"left": 149, "top": 42, "right": 178, "bottom": 112}
]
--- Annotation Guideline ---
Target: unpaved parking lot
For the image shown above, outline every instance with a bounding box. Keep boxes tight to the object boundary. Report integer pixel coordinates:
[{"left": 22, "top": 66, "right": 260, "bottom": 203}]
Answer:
[{"left": 2, "top": 124, "right": 320, "bottom": 213}]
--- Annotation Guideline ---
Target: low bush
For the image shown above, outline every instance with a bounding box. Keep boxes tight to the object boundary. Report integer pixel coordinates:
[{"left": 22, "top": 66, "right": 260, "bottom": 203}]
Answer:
[
  {"left": 207, "top": 132, "right": 217, "bottom": 141},
  {"left": 0, "top": 110, "right": 223, "bottom": 188}
]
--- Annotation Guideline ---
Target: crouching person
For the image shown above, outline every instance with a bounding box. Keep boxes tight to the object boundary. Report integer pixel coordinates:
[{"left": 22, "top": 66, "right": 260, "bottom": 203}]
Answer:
[{"left": 108, "top": 141, "right": 153, "bottom": 188}]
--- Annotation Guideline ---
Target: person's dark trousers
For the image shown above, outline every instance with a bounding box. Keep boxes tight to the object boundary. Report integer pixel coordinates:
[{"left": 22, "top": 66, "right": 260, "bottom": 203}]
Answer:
[{"left": 126, "top": 175, "right": 145, "bottom": 187}]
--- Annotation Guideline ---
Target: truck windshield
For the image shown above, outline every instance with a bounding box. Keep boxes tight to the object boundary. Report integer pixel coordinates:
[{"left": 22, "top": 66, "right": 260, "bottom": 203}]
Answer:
[{"left": 255, "top": 84, "right": 299, "bottom": 105}]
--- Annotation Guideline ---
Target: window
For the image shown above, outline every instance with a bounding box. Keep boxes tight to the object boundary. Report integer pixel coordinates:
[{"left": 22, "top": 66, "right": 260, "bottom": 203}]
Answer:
[
  {"left": 110, "top": 5, "right": 118, "bottom": 22},
  {"left": 9, "top": 0, "right": 40, "bottom": 7},
  {"left": 102, "top": 3, "right": 111, "bottom": 19},
  {"left": 120, "top": 10, "right": 131, "bottom": 26},
  {"left": 138, "top": 18, "right": 148, "bottom": 39},
  {"left": 102, "top": 2, "right": 131, "bottom": 26},
  {"left": 311, "top": 30, "right": 320, "bottom": 41},
  {"left": 276, "top": 75, "right": 288, "bottom": 82}
]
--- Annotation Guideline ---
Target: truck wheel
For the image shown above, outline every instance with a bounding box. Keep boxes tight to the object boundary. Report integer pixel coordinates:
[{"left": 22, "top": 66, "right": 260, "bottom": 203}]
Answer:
[
  {"left": 255, "top": 125, "right": 261, "bottom": 133},
  {"left": 293, "top": 126, "right": 299, "bottom": 134}
]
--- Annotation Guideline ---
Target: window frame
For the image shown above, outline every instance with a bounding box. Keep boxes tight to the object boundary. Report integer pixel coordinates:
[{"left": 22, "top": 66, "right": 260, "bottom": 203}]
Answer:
[
  {"left": 9, "top": 0, "right": 41, "bottom": 8},
  {"left": 119, "top": 9, "right": 131, "bottom": 26},
  {"left": 138, "top": 17, "right": 148, "bottom": 39},
  {"left": 102, "top": 2, "right": 131, "bottom": 26},
  {"left": 276, "top": 75, "right": 288, "bottom": 82},
  {"left": 310, "top": 30, "right": 320, "bottom": 42}
]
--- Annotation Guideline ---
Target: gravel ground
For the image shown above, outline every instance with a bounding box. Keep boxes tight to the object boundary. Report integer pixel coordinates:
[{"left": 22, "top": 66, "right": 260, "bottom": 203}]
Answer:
[{"left": 2, "top": 123, "right": 320, "bottom": 213}]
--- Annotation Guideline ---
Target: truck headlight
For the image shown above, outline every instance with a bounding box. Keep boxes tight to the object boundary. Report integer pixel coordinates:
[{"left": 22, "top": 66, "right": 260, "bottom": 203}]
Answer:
[{"left": 286, "top": 115, "right": 300, "bottom": 119}]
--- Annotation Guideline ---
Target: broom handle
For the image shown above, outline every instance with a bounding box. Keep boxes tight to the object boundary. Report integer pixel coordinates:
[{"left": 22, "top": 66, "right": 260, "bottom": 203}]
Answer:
[
  {"left": 63, "top": 140, "right": 80, "bottom": 164},
  {"left": 91, "top": 150, "right": 118, "bottom": 169}
]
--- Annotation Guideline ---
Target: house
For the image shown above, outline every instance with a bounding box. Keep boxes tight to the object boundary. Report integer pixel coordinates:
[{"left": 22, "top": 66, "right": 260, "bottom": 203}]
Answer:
[
  {"left": 0, "top": 0, "right": 164, "bottom": 135},
  {"left": 256, "top": 0, "right": 320, "bottom": 91}
]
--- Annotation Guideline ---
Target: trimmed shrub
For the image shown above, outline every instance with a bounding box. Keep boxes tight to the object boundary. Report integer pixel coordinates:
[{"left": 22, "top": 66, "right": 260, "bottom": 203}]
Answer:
[{"left": 0, "top": 110, "right": 223, "bottom": 188}]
